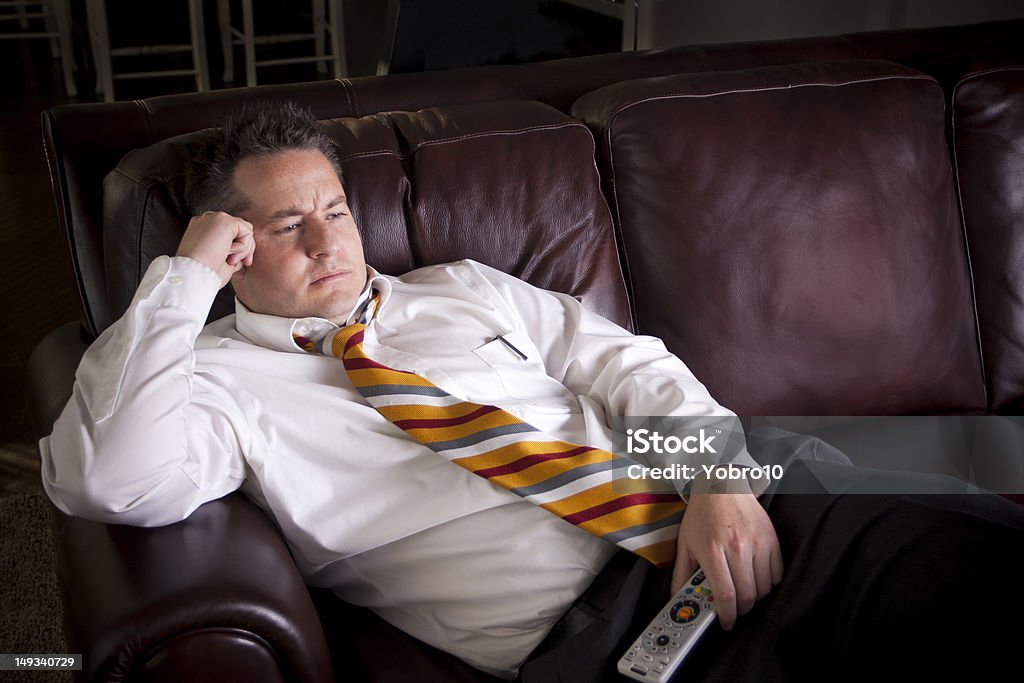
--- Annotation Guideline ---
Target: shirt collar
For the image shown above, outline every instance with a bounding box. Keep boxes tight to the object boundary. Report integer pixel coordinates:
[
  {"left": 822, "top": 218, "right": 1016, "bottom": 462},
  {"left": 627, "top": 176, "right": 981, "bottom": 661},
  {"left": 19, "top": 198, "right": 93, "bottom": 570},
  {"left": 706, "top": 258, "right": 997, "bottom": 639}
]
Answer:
[{"left": 233, "top": 265, "right": 391, "bottom": 353}]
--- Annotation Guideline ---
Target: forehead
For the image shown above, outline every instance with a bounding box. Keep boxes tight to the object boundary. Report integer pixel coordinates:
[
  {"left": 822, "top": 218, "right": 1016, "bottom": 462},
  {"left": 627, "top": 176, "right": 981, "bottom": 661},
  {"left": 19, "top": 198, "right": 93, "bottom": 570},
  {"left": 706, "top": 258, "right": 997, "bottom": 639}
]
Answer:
[{"left": 232, "top": 149, "right": 344, "bottom": 212}]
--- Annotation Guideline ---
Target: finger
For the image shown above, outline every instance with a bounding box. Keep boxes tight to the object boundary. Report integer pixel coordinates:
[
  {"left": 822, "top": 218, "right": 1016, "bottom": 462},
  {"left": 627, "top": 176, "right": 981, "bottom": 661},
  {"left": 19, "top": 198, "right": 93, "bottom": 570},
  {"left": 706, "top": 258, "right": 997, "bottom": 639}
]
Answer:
[
  {"left": 671, "top": 542, "right": 697, "bottom": 595},
  {"left": 726, "top": 545, "right": 758, "bottom": 619},
  {"left": 771, "top": 542, "right": 784, "bottom": 586},
  {"left": 234, "top": 222, "right": 254, "bottom": 242},
  {"left": 241, "top": 234, "right": 256, "bottom": 267},
  {"left": 229, "top": 228, "right": 252, "bottom": 248},
  {"left": 701, "top": 549, "right": 736, "bottom": 630},
  {"left": 232, "top": 218, "right": 254, "bottom": 244},
  {"left": 226, "top": 231, "right": 253, "bottom": 261},
  {"left": 753, "top": 541, "right": 774, "bottom": 601}
]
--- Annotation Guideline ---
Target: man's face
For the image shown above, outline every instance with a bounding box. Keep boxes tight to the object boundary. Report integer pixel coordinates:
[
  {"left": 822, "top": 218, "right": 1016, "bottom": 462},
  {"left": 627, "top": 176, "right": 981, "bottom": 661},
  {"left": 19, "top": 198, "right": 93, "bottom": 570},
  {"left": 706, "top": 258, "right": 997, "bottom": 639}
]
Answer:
[{"left": 230, "top": 148, "right": 367, "bottom": 324}]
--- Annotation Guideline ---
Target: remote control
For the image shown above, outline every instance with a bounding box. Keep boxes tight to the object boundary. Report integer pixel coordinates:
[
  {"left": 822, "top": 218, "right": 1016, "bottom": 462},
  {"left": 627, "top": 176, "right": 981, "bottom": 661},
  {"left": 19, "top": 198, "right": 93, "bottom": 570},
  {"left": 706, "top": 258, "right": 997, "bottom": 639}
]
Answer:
[{"left": 616, "top": 567, "right": 716, "bottom": 681}]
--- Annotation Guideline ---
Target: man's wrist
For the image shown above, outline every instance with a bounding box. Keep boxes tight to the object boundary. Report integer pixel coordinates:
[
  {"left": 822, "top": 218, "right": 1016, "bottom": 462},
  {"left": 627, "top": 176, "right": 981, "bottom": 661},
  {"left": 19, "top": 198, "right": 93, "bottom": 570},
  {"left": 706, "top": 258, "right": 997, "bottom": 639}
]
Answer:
[{"left": 681, "top": 464, "right": 761, "bottom": 502}]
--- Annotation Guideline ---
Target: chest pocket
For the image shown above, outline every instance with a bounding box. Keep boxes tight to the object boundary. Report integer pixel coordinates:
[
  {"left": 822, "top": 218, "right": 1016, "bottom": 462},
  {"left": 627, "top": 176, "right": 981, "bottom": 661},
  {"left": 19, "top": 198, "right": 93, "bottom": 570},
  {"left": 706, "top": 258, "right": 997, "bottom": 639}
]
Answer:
[{"left": 471, "top": 329, "right": 572, "bottom": 404}]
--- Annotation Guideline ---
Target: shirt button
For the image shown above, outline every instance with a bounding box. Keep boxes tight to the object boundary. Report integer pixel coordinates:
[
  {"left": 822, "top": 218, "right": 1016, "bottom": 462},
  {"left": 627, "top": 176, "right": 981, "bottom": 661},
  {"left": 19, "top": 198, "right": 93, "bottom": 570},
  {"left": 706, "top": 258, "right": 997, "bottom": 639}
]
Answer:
[{"left": 168, "top": 276, "right": 182, "bottom": 284}]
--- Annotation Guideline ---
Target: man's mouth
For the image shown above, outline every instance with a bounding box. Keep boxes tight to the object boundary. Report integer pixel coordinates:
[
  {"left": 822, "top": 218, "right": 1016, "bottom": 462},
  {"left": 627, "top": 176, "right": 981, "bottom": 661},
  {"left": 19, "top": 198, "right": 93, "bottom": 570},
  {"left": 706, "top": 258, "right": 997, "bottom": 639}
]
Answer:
[{"left": 311, "top": 269, "right": 349, "bottom": 285}]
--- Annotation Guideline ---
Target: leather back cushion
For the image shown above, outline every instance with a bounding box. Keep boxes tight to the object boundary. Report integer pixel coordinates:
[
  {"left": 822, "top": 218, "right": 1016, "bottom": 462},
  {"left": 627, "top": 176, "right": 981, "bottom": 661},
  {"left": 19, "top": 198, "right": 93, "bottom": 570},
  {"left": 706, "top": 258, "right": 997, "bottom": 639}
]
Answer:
[
  {"left": 573, "top": 60, "right": 986, "bottom": 415},
  {"left": 103, "top": 100, "right": 630, "bottom": 330},
  {"left": 952, "top": 64, "right": 1024, "bottom": 413}
]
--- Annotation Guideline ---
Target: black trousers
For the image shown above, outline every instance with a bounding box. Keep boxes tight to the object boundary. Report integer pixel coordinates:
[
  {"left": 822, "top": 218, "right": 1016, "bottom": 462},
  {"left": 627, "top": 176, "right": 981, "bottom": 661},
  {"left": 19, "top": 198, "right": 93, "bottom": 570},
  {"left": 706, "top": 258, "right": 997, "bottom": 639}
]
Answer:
[{"left": 521, "top": 432, "right": 1024, "bottom": 682}]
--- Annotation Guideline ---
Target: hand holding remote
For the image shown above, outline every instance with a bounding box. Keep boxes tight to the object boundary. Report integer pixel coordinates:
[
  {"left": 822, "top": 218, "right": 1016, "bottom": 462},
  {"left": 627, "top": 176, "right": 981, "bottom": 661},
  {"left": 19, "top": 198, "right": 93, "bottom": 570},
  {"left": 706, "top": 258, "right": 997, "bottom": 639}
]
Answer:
[{"left": 617, "top": 567, "right": 717, "bottom": 681}]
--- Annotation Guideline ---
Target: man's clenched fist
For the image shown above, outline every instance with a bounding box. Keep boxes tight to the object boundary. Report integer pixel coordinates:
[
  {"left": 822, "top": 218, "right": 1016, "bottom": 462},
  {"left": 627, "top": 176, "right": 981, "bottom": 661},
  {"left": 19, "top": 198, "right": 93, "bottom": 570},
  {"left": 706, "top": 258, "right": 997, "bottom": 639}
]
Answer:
[{"left": 175, "top": 211, "right": 255, "bottom": 287}]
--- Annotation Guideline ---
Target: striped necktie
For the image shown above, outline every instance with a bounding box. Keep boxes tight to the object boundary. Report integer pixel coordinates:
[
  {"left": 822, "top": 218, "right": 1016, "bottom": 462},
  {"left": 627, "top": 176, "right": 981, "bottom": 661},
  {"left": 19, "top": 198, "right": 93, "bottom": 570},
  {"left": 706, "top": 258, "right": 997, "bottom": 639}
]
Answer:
[{"left": 297, "top": 305, "right": 685, "bottom": 567}]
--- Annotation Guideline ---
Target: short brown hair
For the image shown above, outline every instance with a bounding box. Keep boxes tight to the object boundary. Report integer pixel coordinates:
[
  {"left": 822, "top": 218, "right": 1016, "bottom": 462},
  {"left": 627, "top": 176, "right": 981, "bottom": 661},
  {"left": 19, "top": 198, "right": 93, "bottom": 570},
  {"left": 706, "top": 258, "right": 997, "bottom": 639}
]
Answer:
[{"left": 186, "top": 100, "right": 342, "bottom": 215}]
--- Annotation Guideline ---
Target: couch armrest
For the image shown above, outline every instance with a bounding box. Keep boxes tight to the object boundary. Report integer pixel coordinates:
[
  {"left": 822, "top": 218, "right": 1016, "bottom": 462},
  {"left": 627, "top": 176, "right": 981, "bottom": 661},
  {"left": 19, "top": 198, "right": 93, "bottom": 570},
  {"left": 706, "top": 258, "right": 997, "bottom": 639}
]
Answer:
[
  {"left": 53, "top": 493, "right": 335, "bottom": 682},
  {"left": 26, "top": 321, "right": 90, "bottom": 439}
]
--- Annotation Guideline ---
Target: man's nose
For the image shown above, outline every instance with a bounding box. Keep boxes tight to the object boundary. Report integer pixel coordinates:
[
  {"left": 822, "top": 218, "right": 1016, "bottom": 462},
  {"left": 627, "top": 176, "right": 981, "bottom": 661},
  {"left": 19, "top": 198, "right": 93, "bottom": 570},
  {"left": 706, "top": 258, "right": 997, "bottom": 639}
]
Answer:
[{"left": 305, "top": 219, "right": 339, "bottom": 258}]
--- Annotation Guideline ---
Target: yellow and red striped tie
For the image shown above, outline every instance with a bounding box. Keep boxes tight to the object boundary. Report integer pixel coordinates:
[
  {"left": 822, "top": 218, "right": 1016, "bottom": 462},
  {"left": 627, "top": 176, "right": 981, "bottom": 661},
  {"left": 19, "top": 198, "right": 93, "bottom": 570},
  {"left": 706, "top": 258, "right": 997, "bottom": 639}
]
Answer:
[{"left": 299, "top": 318, "right": 685, "bottom": 567}]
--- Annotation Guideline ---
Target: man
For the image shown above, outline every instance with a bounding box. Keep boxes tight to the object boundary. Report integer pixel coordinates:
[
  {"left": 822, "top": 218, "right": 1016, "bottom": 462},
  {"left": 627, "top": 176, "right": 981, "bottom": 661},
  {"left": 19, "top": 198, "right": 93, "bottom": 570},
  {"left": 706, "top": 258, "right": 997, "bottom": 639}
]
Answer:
[{"left": 40, "top": 102, "right": 1024, "bottom": 681}]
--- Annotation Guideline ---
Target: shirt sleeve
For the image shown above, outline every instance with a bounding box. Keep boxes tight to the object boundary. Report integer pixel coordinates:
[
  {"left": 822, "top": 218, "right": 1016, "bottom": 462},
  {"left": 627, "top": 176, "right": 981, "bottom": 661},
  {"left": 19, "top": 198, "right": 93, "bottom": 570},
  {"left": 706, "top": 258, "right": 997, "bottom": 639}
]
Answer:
[
  {"left": 469, "top": 261, "right": 759, "bottom": 472},
  {"left": 39, "top": 255, "right": 247, "bottom": 526}
]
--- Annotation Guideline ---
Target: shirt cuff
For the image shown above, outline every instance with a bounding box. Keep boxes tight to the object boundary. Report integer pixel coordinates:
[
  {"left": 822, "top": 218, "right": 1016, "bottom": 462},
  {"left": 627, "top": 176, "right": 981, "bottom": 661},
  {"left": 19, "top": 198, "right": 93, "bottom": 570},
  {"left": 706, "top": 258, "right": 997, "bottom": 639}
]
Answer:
[{"left": 132, "top": 255, "right": 222, "bottom": 321}]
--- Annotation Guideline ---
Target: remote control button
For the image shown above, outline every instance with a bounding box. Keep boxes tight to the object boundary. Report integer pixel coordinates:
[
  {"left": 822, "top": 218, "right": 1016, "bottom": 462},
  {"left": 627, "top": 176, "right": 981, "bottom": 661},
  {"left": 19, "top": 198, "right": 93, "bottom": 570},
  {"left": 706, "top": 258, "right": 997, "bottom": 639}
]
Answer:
[
  {"left": 669, "top": 640, "right": 681, "bottom": 649},
  {"left": 660, "top": 657, "right": 671, "bottom": 665},
  {"left": 692, "top": 571, "right": 705, "bottom": 585},
  {"left": 670, "top": 600, "right": 701, "bottom": 624},
  {"left": 642, "top": 654, "right": 655, "bottom": 662},
  {"left": 707, "top": 595, "right": 714, "bottom": 603},
  {"left": 684, "top": 587, "right": 693, "bottom": 594},
  {"left": 656, "top": 635, "right": 671, "bottom": 647},
  {"left": 653, "top": 665, "right": 666, "bottom": 673}
]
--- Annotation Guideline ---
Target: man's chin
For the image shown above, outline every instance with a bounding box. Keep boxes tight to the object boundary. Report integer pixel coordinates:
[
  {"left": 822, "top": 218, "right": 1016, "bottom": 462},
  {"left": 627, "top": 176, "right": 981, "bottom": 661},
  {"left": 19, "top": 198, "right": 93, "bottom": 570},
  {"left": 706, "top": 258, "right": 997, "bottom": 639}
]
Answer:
[{"left": 306, "top": 293, "right": 361, "bottom": 324}]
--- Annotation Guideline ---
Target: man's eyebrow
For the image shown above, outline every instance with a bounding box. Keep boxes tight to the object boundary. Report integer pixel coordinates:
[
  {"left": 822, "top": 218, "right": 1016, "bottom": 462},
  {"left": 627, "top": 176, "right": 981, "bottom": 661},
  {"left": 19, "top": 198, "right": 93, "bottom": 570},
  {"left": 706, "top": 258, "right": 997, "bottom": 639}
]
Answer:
[
  {"left": 267, "top": 195, "right": 347, "bottom": 221},
  {"left": 269, "top": 206, "right": 305, "bottom": 221}
]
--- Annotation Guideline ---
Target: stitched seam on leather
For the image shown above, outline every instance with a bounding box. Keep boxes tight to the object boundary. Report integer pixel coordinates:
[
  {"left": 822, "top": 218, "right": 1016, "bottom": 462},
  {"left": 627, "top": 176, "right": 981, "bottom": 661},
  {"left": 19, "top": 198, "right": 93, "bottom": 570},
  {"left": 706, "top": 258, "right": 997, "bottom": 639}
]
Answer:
[
  {"left": 108, "top": 165, "right": 151, "bottom": 185},
  {"left": 412, "top": 121, "right": 590, "bottom": 151},
  {"left": 950, "top": 75, "right": 998, "bottom": 410},
  {"left": 602, "top": 124, "right": 635, "bottom": 331},
  {"left": 134, "top": 185, "right": 155, "bottom": 288},
  {"left": 134, "top": 99, "right": 158, "bottom": 141},
  {"left": 951, "top": 64, "right": 1024, "bottom": 92},
  {"left": 576, "top": 129, "right": 629, "bottom": 329},
  {"left": 43, "top": 114, "right": 97, "bottom": 336},
  {"left": 336, "top": 148, "right": 402, "bottom": 162},
  {"left": 336, "top": 121, "right": 590, "bottom": 162},
  {"left": 128, "top": 627, "right": 289, "bottom": 681},
  {"left": 607, "top": 73, "right": 937, "bottom": 119},
  {"left": 334, "top": 77, "right": 360, "bottom": 117}
]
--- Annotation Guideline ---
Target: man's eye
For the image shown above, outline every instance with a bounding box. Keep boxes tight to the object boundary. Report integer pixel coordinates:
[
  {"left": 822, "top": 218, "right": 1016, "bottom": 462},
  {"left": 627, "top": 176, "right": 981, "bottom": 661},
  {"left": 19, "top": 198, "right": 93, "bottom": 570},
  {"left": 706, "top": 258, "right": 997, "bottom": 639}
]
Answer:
[
  {"left": 279, "top": 223, "right": 300, "bottom": 233},
  {"left": 327, "top": 211, "right": 347, "bottom": 220}
]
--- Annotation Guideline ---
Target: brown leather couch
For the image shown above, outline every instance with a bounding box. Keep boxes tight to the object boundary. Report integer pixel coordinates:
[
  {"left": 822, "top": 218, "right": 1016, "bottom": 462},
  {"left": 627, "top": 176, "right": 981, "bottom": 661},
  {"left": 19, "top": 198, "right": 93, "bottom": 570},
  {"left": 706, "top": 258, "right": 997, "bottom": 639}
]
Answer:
[{"left": 28, "top": 18, "right": 1024, "bottom": 682}]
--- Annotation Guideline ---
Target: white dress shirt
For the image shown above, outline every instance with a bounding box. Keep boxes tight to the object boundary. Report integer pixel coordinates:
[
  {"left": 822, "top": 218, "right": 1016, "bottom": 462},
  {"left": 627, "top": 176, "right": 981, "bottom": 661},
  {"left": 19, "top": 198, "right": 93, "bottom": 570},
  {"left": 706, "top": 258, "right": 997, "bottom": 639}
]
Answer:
[{"left": 41, "top": 256, "right": 738, "bottom": 677}]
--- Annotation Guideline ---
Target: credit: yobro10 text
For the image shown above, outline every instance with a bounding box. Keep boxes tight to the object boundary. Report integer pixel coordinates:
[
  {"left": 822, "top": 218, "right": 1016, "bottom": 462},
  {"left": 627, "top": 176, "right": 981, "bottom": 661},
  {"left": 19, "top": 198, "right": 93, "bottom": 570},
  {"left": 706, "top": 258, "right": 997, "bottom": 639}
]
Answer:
[{"left": 624, "top": 428, "right": 783, "bottom": 483}]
